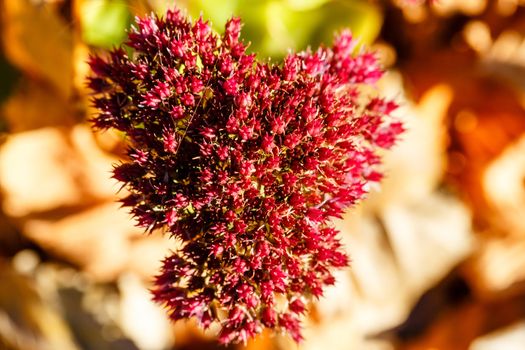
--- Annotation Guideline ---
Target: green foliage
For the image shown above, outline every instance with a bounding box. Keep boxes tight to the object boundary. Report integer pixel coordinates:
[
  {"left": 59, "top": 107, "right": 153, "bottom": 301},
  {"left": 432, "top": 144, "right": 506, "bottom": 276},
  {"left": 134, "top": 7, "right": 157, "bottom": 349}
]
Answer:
[
  {"left": 182, "top": 0, "right": 382, "bottom": 58},
  {"left": 81, "top": 0, "right": 132, "bottom": 48}
]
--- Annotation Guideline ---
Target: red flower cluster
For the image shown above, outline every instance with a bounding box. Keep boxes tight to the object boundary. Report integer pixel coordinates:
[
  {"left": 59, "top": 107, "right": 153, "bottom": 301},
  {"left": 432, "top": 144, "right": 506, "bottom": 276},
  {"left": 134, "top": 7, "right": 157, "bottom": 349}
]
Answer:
[{"left": 88, "top": 8, "right": 402, "bottom": 344}]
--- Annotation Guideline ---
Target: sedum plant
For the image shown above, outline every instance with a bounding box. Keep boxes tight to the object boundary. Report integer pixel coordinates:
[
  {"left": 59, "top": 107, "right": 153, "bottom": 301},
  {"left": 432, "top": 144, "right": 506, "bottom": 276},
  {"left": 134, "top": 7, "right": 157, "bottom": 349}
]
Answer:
[{"left": 88, "top": 7, "right": 402, "bottom": 344}]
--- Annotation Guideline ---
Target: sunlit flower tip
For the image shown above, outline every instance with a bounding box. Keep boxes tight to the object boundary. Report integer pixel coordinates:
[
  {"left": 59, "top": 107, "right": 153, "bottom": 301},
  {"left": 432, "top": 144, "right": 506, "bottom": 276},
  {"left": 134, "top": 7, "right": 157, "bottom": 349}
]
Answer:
[
  {"left": 88, "top": 7, "right": 402, "bottom": 345},
  {"left": 289, "top": 299, "right": 306, "bottom": 314}
]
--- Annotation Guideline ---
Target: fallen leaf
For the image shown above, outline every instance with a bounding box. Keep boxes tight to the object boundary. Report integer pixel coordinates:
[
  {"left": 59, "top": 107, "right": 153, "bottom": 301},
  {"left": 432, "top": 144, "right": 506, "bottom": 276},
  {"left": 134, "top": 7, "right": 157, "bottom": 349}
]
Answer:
[
  {"left": 366, "top": 79, "right": 453, "bottom": 210},
  {"left": 465, "top": 236, "right": 525, "bottom": 298},
  {"left": 470, "top": 321, "right": 525, "bottom": 350},
  {"left": 1, "top": 78, "right": 76, "bottom": 133},
  {"left": 0, "top": 262, "right": 80, "bottom": 350},
  {"left": 0, "top": 127, "right": 83, "bottom": 217},
  {"left": 23, "top": 202, "right": 142, "bottom": 281},
  {"left": 2, "top": 0, "right": 73, "bottom": 99},
  {"left": 117, "top": 273, "right": 174, "bottom": 350},
  {"left": 482, "top": 134, "right": 525, "bottom": 236},
  {"left": 0, "top": 125, "right": 123, "bottom": 218}
]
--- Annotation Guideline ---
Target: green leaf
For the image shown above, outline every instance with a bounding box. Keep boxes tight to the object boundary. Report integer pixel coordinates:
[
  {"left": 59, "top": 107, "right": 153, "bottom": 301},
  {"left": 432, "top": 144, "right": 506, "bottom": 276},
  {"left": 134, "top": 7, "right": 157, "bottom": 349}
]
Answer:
[
  {"left": 311, "top": 1, "right": 383, "bottom": 48},
  {"left": 81, "top": 0, "right": 132, "bottom": 48},
  {"left": 241, "top": 0, "right": 382, "bottom": 59},
  {"left": 186, "top": 0, "right": 240, "bottom": 31},
  {"left": 158, "top": 0, "right": 382, "bottom": 59}
]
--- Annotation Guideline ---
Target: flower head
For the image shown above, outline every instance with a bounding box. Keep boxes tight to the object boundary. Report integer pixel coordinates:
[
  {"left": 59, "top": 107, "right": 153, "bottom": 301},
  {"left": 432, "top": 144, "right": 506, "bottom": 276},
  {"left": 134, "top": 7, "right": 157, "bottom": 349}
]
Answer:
[{"left": 88, "top": 8, "right": 402, "bottom": 344}]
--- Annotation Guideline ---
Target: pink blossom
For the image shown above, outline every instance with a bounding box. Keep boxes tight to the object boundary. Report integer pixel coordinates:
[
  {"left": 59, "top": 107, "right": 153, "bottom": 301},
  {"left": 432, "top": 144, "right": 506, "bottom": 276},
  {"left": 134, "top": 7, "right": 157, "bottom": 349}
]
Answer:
[{"left": 88, "top": 8, "right": 402, "bottom": 345}]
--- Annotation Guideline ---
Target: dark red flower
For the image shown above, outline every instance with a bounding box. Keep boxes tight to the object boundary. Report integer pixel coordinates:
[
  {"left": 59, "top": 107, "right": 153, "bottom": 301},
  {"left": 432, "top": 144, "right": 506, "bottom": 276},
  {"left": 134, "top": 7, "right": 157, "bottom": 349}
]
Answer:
[{"left": 88, "top": 8, "right": 402, "bottom": 345}]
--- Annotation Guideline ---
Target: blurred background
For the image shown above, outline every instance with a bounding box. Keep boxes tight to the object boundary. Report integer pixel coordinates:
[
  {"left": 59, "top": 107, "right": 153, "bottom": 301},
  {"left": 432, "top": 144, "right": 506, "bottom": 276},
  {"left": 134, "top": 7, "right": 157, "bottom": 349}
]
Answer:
[{"left": 1, "top": 0, "right": 525, "bottom": 349}]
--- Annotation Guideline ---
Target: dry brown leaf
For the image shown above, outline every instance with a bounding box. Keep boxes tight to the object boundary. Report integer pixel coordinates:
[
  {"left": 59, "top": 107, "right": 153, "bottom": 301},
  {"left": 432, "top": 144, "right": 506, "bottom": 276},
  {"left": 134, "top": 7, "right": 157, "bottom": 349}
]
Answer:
[
  {"left": 72, "top": 41, "right": 91, "bottom": 95},
  {"left": 366, "top": 80, "right": 452, "bottom": 210},
  {"left": 470, "top": 321, "right": 525, "bottom": 350},
  {"left": 450, "top": 102, "right": 525, "bottom": 230},
  {"left": 22, "top": 202, "right": 142, "bottom": 281},
  {"left": 290, "top": 72, "right": 473, "bottom": 350},
  {"left": 432, "top": 0, "right": 487, "bottom": 16},
  {"left": 0, "top": 125, "right": 122, "bottom": 217},
  {"left": 127, "top": 235, "right": 175, "bottom": 281},
  {"left": 482, "top": 134, "right": 525, "bottom": 236},
  {"left": 0, "top": 127, "right": 83, "bottom": 217},
  {"left": 2, "top": 0, "right": 73, "bottom": 99},
  {"left": 1, "top": 78, "right": 77, "bottom": 133},
  {"left": 302, "top": 193, "right": 473, "bottom": 350},
  {"left": 282, "top": 312, "right": 395, "bottom": 350},
  {"left": 379, "top": 194, "right": 473, "bottom": 292},
  {"left": 0, "top": 262, "right": 80, "bottom": 350},
  {"left": 117, "top": 273, "right": 174, "bottom": 350},
  {"left": 465, "top": 236, "right": 525, "bottom": 298},
  {"left": 241, "top": 330, "right": 276, "bottom": 350},
  {"left": 69, "top": 124, "right": 121, "bottom": 201},
  {"left": 400, "top": 301, "right": 485, "bottom": 350},
  {"left": 401, "top": 45, "right": 525, "bottom": 230},
  {"left": 398, "top": 295, "right": 525, "bottom": 350}
]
